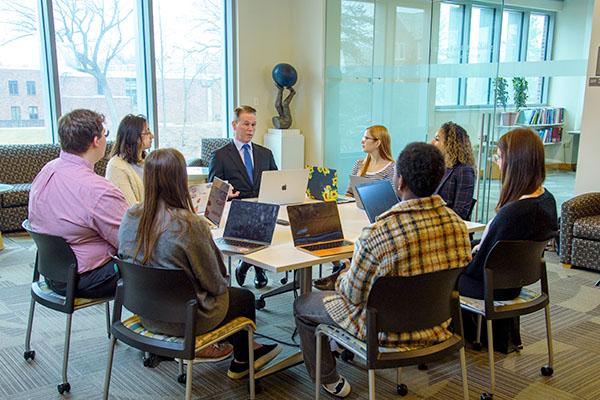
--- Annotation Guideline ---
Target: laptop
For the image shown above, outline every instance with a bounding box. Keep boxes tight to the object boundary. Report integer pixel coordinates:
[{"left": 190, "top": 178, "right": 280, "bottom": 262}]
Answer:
[
  {"left": 258, "top": 169, "right": 309, "bottom": 205},
  {"left": 348, "top": 175, "right": 377, "bottom": 209},
  {"left": 287, "top": 201, "right": 354, "bottom": 257},
  {"left": 214, "top": 200, "right": 280, "bottom": 254},
  {"left": 354, "top": 180, "right": 400, "bottom": 223},
  {"left": 203, "top": 177, "right": 231, "bottom": 229},
  {"left": 306, "top": 165, "right": 338, "bottom": 202}
]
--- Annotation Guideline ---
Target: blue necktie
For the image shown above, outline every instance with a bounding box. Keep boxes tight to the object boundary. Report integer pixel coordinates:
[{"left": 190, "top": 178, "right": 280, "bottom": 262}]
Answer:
[{"left": 242, "top": 144, "right": 254, "bottom": 184}]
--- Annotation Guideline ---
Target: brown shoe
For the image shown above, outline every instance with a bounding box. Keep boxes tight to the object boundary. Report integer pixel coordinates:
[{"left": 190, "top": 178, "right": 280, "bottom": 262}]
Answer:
[
  {"left": 313, "top": 271, "right": 341, "bottom": 291},
  {"left": 193, "top": 342, "right": 234, "bottom": 363}
]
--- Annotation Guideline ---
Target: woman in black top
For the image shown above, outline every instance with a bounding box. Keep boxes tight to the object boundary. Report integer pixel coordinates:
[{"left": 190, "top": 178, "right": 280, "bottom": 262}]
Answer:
[{"left": 459, "top": 128, "right": 558, "bottom": 300}]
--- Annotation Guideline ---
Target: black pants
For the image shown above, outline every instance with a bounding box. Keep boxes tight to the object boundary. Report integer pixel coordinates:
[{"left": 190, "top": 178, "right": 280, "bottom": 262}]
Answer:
[
  {"left": 46, "top": 259, "right": 119, "bottom": 299},
  {"left": 218, "top": 287, "right": 256, "bottom": 362}
]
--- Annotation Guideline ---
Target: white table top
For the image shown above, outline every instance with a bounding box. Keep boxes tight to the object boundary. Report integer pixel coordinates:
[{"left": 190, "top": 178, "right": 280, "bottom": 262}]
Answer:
[{"left": 211, "top": 200, "right": 485, "bottom": 274}]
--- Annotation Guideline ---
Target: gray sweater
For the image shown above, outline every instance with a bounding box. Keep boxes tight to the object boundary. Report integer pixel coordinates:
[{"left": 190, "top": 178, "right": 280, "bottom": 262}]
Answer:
[{"left": 118, "top": 208, "right": 229, "bottom": 336}]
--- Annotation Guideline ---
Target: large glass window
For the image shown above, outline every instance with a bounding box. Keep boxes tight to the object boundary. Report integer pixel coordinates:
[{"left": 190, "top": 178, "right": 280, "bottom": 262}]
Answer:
[
  {"left": 153, "top": 0, "right": 228, "bottom": 161},
  {"left": 26, "top": 80, "right": 36, "bottom": 95},
  {"left": 8, "top": 80, "right": 18, "bottom": 95}
]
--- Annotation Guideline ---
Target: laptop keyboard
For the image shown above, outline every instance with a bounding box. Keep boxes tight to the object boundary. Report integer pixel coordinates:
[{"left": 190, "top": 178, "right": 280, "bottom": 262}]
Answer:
[
  {"left": 302, "top": 240, "right": 353, "bottom": 251},
  {"left": 220, "top": 238, "right": 264, "bottom": 249}
]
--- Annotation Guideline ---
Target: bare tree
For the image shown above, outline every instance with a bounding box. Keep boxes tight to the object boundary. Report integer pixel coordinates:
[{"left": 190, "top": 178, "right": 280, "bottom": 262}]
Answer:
[{"left": 0, "top": 0, "right": 133, "bottom": 127}]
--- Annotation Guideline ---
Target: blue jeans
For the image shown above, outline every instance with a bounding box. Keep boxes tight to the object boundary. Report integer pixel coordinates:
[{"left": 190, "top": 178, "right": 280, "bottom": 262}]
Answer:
[{"left": 293, "top": 291, "right": 341, "bottom": 385}]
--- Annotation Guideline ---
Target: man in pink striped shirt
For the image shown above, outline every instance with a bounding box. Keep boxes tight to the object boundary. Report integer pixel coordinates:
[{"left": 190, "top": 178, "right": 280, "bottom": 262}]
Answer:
[{"left": 29, "top": 109, "right": 129, "bottom": 298}]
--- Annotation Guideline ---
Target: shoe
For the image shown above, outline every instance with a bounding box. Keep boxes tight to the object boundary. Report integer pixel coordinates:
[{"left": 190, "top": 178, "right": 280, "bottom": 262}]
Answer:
[
  {"left": 313, "top": 271, "right": 341, "bottom": 291},
  {"left": 331, "top": 261, "right": 345, "bottom": 274},
  {"left": 236, "top": 261, "right": 250, "bottom": 287},
  {"left": 191, "top": 342, "right": 233, "bottom": 363},
  {"left": 322, "top": 376, "right": 352, "bottom": 398},
  {"left": 254, "top": 267, "right": 268, "bottom": 289},
  {"left": 227, "top": 343, "right": 282, "bottom": 379}
]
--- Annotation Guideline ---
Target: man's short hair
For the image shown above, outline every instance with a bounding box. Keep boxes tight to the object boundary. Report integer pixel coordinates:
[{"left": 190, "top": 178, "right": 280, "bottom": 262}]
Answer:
[
  {"left": 233, "top": 105, "right": 256, "bottom": 122},
  {"left": 396, "top": 142, "right": 446, "bottom": 197},
  {"left": 58, "top": 109, "right": 105, "bottom": 154}
]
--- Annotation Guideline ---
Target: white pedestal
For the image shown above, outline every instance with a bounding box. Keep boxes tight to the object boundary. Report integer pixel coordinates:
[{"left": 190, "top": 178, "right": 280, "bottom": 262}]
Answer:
[{"left": 264, "top": 129, "right": 304, "bottom": 170}]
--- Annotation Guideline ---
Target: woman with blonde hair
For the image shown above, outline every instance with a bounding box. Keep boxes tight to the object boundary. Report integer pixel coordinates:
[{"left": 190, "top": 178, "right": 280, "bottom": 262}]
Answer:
[
  {"left": 345, "top": 125, "right": 395, "bottom": 196},
  {"left": 432, "top": 121, "right": 475, "bottom": 220}
]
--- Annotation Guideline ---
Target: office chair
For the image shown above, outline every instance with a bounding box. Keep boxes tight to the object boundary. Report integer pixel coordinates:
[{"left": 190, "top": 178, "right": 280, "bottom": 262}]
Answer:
[
  {"left": 104, "top": 257, "right": 256, "bottom": 400},
  {"left": 460, "top": 240, "right": 554, "bottom": 400},
  {"left": 316, "top": 268, "right": 468, "bottom": 399},
  {"left": 22, "top": 220, "right": 112, "bottom": 394}
]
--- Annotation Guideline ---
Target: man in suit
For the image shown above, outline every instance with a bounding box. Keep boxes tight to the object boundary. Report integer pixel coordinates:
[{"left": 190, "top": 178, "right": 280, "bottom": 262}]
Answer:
[{"left": 208, "top": 105, "right": 278, "bottom": 289}]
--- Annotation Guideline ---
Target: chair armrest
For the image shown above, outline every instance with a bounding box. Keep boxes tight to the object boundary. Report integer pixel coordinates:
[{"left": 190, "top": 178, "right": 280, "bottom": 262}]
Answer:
[{"left": 561, "top": 192, "right": 600, "bottom": 264}]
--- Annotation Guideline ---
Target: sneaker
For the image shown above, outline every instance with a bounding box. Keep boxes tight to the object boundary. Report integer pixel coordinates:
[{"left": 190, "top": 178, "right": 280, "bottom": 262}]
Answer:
[
  {"left": 192, "top": 342, "right": 233, "bottom": 363},
  {"left": 313, "top": 271, "right": 341, "bottom": 291},
  {"left": 227, "top": 343, "right": 282, "bottom": 379},
  {"left": 322, "top": 376, "right": 352, "bottom": 398}
]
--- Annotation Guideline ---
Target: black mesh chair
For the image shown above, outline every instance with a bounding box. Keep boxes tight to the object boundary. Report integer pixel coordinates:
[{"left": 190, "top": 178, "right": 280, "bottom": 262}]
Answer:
[
  {"left": 459, "top": 240, "right": 554, "bottom": 400},
  {"left": 104, "top": 257, "right": 256, "bottom": 400},
  {"left": 22, "top": 220, "right": 112, "bottom": 394},
  {"left": 315, "top": 268, "right": 468, "bottom": 399}
]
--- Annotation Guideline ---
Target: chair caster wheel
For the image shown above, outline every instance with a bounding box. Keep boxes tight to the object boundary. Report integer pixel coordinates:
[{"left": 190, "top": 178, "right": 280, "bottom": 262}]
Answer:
[
  {"left": 178, "top": 373, "right": 186, "bottom": 383},
  {"left": 541, "top": 366, "right": 554, "bottom": 376},
  {"left": 143, "top": 353, "right": 159, "bottom": 368},
  {"left": 248, "top": 379, "right": 263, "bottom": 394},
  {"left": 255, "top": 298, "right": 266, "bottom": 310},
  {"left": 418, "top": 363, "right": 428, "bottom": 370},
  {"left": 280, "top": 277, "right": 288, "bottom": 284},
  {"left": 340, "top": 350, "right": 354, "bottom": 362},
  {"left": 397, "top": 383, "right": 408, "bottom": 396},
  {"left": 473, "top": 342, "right": 482, "bottom": 351},
  {"left": 24, "top": 350, "right": 35, "bottom": 361},
  {"left": 481, "top": 392, "right": 493, "bottom": 400},
  {"left": 57, "top": 382, "right": 71, "bottom": 394}
]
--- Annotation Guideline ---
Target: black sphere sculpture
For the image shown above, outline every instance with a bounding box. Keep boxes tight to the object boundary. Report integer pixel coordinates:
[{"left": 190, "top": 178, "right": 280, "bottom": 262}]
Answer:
[{"left": 272, "top": 63, "right": 297, "bottom": 129}]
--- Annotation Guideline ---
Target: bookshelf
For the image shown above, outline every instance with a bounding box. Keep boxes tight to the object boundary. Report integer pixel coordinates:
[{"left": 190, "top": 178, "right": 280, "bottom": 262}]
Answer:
[{"left": 515, "top": 107, "right": 564, "bottom": 144}]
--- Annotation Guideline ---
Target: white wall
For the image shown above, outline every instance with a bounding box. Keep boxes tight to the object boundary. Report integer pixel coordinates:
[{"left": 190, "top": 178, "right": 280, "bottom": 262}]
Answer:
[
  {"left": 574, "top": 0, "right": 600, "bottom": 194},
  {"left": 235, "top": 0, "right": 325, "bottom": 167}
]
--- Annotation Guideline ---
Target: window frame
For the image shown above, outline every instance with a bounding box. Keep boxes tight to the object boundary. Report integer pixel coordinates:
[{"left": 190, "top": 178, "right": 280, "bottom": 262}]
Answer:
[
  {"left": 26, "top": 81, "right": 37, "bottom": 95},
  {"left": 8, "top": 80, "right": 19, "bottom": 96},
  {"left": 434, "top": 0, "right": 555, "bottom": 110}
]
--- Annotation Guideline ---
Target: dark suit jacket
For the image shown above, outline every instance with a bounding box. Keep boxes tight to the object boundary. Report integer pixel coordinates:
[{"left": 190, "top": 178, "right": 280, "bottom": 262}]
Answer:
[{"left": 208, "top": 141, "right": 278, "bottom": 199}]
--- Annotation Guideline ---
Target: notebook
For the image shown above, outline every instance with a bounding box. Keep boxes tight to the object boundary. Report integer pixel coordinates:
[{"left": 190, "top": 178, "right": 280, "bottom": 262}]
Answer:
[
  {"left": 354, "top": 179, "right": 400, "bottom": 223},
  {"left": 287, "top": 201, "right": 354, "bottom": 257},
  {"left": 258, "top": 169, "right": 309, "bottom": 205},
  {"left": 203, "top": 177, "right": 230, "bottom": 229},
  {"left": 348, "top": 174, "right": 377, "bottom": 209},
  {"left": 214, "top": 200, "right": 280, "bottom": 254},
  {"left": 306, "top": 165, "right": 338, "bottom": 202}
]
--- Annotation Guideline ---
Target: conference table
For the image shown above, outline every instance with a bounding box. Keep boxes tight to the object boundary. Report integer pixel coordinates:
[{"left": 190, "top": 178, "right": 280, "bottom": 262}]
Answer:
[{"left": 210, "top": 198, "right": 486, "bottom": 380}]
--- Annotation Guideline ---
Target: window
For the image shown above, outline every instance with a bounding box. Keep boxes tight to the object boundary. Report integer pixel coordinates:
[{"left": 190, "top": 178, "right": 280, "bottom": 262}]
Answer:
[
  {"left": 8, "top": 80, "right": 18, "bottom": 95},
  {"left": 29, "top": 106, "right": 39, "bottom": 120},
  {"left": 11, "top": 106, "right": 21, "bottom": 120},
  {"left": 26, "top": 81, "right": 36, "bottom": 95},
  {"left": 435, "top": 3, "right": 553, "bottom": 107}
]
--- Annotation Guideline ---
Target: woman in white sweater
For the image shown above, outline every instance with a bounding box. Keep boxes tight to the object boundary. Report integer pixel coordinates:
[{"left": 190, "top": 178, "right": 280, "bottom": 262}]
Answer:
[{"left": 106, "top": 114, "right": 153, "bottom": 205}]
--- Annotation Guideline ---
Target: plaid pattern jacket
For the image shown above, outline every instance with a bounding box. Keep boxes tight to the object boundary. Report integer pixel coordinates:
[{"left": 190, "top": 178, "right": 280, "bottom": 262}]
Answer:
[
  {"left": 437, "top": 163, "right": 475, "bottom": 220},
  {"left": 323, "top": 195, "right": 472, "bottom": 347}
]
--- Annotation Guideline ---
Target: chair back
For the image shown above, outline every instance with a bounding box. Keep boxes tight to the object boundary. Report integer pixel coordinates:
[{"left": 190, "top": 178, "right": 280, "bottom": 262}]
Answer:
[
  {"left": 483, "top": 240, "right": 547, "bottom": 290},
  {"left": 466, "top": 198, "right": 477, "bottom": 221},
  {"left": 366, "top": 268, "right": 462, "bottom": 334},
  {"left": 113, "top": 257, "right": 198, "bottom": 325},
  {"left": 22, "top": 219, "right": 78, "bottom": 284},
  {"left": 201, "top": 138, "right": 231, "bottom": 164}
]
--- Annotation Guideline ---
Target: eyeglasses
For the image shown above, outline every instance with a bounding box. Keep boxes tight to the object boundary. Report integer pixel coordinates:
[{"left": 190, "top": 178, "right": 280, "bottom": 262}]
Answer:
[{"left": 362, "top": 136, "right": 377, "bottom": 141}]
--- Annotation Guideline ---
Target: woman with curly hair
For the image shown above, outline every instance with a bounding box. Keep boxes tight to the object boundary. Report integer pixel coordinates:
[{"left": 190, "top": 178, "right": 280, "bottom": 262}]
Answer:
[{"left": 432, "top": 121, "right": 476, "bottom": 220}]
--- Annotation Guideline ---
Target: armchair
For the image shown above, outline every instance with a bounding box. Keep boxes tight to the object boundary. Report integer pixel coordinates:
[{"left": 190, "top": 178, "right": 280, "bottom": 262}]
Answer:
[{"left": 560, "top": 192, "right": 600, "bottom": 271}]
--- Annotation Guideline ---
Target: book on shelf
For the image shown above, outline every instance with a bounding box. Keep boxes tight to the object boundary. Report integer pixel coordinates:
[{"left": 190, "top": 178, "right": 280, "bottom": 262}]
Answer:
[
  {"left": 519, "top": 107, "right": 564, "bottom": 125},
  {"left": 537, "top": 126, "right": 562, "bottom": 144}
]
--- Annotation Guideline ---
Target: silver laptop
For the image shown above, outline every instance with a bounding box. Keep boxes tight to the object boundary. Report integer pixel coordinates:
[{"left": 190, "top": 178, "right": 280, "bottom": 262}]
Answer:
[
  {"left": 258, "top": 169, "right": 309, "bottom": 205},
  {"left": 214, "top": 200, "right": 280, "bottom": 255},
  {"left": 349, "top": 175, "right": 377, "bottom": 209},
  {"left": 203, "top": 177, "right": 230, "bottom": 229}
]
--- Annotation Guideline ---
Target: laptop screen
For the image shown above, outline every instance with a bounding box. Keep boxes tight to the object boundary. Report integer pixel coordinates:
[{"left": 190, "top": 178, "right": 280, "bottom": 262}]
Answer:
[
  {"left": 223, "top": 200, "right": 280, "bottom": 244},
  {"left": 204, "top": 177, "right": 230, "bottom": 226},
  {"left": 287, "top": 202, "right": 344, "bottom": 246},
  {"left": 354, "top": 180, "right": 400, "bottom": 223}
]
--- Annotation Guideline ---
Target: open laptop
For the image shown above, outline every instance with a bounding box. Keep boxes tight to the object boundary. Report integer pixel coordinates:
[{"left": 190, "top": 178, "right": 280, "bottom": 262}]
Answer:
[
  {"left": 203, "top": 177, "right": 230, "bottom": 229},
  {"left": 287, "top": 201, "right": 354, "bottom": 257},
  {"left": 306, "top": 165, "right": 338, "bottom": 202},
  {"left": 354, "top": 180, "right": 400, "bottom": 223},
  {"left": 258, "top": 169, "right": 309, "bottom": 205},
  {"left": 214, "top": 200, "right": 280, "bottom": 254},
  {"left": 348, "top": 175, "right": 376, "bottom": 209}
]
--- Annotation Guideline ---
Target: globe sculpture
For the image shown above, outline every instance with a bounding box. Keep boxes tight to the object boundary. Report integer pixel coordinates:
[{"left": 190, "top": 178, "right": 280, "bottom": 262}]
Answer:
[{"left": 272, "top": 63, "right": 297, "bottom": 129}]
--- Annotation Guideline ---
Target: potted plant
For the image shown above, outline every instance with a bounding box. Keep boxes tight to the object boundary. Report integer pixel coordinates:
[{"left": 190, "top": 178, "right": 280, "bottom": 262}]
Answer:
[
  {"left": 508, "top": 77, "right": 529, "bottom": 125},
  {"left": 493, "top": 77, "right": 508, "bottom": 125}
]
